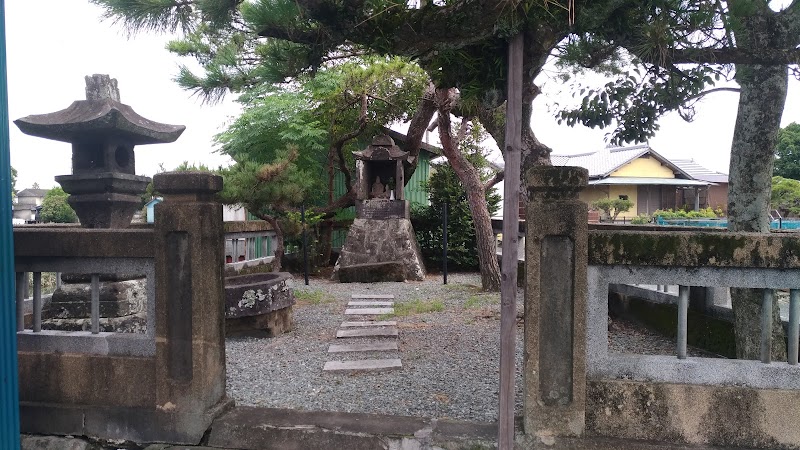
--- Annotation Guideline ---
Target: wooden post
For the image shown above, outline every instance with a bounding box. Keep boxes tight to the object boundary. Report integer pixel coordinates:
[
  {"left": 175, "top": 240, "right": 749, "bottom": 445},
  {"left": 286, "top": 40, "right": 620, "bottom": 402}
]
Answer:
[{"left": 499, "top": 32, "right": 523, "bottom": 450}]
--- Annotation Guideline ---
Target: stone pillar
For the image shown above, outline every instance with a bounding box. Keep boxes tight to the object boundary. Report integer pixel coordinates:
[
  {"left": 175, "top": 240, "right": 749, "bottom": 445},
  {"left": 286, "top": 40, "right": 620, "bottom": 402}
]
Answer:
[
  {"left": 524, "top": 166, "right": 588, "bottom": 441},
  {"left": 153, "top": 172, "right": 230, "bottom": 443}
]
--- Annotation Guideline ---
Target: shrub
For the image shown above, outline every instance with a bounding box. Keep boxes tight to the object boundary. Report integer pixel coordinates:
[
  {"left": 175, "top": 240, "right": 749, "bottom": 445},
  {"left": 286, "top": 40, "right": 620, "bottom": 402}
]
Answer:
[
  {"left": 39, "top": 187, "right": 78, "bottom": 223},
  {"left": 771, "top": 176, "right": 800, "bottom": 217},
  {"left": 652, "top": 207, "right": 720, "bottom": 220},
  {"left": 412, "top": 153, "right": 500, "bottom": 271},
  {"left": 591, "top": 198, "right": 633, "bottom": 221}
]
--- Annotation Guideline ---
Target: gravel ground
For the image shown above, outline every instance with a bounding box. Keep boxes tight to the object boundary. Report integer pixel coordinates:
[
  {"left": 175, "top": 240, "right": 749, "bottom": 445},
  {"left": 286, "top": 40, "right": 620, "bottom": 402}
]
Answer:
[{"left": 226, "top": 273, "right": 720, "bottom": 423}]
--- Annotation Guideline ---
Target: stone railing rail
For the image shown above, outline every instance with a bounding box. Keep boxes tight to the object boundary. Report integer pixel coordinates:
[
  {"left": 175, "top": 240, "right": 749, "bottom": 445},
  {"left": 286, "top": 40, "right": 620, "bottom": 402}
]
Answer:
[
  {"left": 14, "top": 228, "right": 156, "bottom": 356},
  {"left": 13, "top": 172, "right": 230, "bottom": 444},
  {"left": 587, "top": 230, "right": 800, "bottom": 389},
  {"left": 524, "top": 166, "right": 800, "bottom": 449}
]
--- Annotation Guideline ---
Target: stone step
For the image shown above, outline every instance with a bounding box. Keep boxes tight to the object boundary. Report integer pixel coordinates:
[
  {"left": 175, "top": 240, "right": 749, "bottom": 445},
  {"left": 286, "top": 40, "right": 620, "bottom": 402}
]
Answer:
[
  {"left": 351, "top": 294, "right": 395, "bottom": 300},
  {"left": 328, "top": 342, "right": 399, "bottom": 353},
  {"left": 347, "top": 301, "right": 394, "bottom": 307},
  {"left": 340, "top": 320, "right": 397, "bottom": 328},
  {"left": 323, "top": 359, "right": 402, "bottom": 372},
  {"left": 336, "top": 327, "right": 398, "bottom": 338},
  {"left": 344, "top": 307, "right": 394, "bottom": 316}
]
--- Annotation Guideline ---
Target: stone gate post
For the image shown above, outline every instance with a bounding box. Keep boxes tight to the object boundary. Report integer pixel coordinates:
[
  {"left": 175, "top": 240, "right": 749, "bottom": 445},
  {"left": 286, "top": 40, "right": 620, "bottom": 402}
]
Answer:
[
  {"left": 153, "top": 171, "right": 230, "bottom": 443},
  {"left": 523, "top": 166, "right": 588, "bottom": 442}
]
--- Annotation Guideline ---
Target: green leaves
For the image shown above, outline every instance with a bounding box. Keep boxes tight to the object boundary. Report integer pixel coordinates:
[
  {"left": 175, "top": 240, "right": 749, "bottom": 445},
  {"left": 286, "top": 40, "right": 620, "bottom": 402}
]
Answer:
[
  {"left": 91, "top": 0, "right": 198, "bottom": 34},
  {"left": 771, "top": 176, "right": 800, "bottom": 217},
  {"left": 40, "top": 187, "right": 78, "bottom": 224},
  {"left": 557, "top": 63, "right": 723, "bottom": 144},
  {"left": 774, "top": 122, "right": 800, "bottom": 180},
  {"left": 591, "top": 198, "right": 633, "bottom": 221}
]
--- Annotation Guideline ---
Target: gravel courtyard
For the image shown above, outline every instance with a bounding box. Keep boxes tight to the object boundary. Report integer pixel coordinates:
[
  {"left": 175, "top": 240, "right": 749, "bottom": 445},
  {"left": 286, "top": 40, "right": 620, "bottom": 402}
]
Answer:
[{"left": 225, "top": 272, "right": 715, "bottom": 423}]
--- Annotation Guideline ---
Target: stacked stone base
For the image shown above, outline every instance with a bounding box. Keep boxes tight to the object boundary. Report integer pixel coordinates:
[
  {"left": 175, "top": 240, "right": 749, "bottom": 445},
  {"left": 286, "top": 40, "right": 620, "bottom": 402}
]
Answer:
[
  {"left": 333, "top": 218, "right": 425, "bottom": 282},
  {"left": 44, "top": 278, "right": 147, "bottom": 333}
]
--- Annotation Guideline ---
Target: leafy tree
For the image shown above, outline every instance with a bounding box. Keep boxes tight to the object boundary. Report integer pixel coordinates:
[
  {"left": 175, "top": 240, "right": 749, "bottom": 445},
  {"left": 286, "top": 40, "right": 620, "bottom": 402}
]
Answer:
[
  {"left": 591, "top": 198, "right": 633, "bottom": 222},
  {"left": 413, "top": 126, "right": 501, "bottom": 272},
  {"left": 39, "top": 187, "right": 77, "bottom": 223},
  {"left": 558, "top": 0, "right": 800, "bottom": 360},
  {"left": 774, "top": 123, "right": 800, "bottom": 180},
  {"left": 88, "top": 0, "right": 642, "bottom": 291},
  {"left": 217, "top": 148, "right": 315, "bottom": 271},
  {"left": 770, "top": 176, "right": 800, "bottom": 218}
]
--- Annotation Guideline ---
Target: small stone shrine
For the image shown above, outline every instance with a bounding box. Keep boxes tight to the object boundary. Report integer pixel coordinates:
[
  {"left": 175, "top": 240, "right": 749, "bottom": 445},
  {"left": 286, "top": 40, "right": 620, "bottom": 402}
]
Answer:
[
  {"left": 14, "top": 74, "right": 185, "bottom": 330},
  {"left": 333, "top": 135, "right": 425, "bottom": 282}
]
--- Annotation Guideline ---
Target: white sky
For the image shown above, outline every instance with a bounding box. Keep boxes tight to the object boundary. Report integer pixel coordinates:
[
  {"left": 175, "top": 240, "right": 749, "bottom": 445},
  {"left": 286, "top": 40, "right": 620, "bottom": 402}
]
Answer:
[{"left": 5, "top": 0, "right": 800, "bottom": 190}]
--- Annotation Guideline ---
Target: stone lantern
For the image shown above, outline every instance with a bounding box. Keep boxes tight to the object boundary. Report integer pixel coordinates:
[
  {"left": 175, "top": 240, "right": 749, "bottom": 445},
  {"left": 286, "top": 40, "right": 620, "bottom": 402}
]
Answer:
[{"left": 14, "top": 74, "right": 185, "bottom": 228}]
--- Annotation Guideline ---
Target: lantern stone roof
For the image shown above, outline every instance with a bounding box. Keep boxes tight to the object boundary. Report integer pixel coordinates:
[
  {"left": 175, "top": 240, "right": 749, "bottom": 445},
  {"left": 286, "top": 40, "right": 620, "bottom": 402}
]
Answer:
[
  {"left": 15, "top": 74, "right": 184, "bottom": 145},
  {"left": 14, "top": 98, "right": 185, "bottom": 145},
  {"left": 353, "top": 134, "right": 409, "bottom": 161}
]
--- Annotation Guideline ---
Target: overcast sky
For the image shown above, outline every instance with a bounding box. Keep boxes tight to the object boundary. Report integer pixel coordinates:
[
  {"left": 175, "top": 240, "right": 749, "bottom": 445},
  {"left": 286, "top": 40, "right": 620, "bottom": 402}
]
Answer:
[{"left": 5, "top": 1, "right": 800, "bottom": 190}]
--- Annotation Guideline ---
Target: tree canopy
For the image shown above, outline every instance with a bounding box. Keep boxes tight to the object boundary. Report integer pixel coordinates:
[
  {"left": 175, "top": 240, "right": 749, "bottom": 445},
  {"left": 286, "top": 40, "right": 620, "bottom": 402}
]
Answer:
[
  {"left": 771, "top": 176, "right": 800, "bottom": 217},
  {"left": 774, "top": 122, "right": 800, "bottom": 180},
  {"left": 39, "top": 187, "right": 78, "bottom": 224}
]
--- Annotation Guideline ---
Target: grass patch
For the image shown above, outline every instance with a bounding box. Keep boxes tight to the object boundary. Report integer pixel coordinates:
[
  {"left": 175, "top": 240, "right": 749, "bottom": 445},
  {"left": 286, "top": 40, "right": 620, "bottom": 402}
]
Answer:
[
  {"left": 294, "top": 289, "right": 336, "bottom": 305},
  {"left": 463, "top": 294, "right": 499, "bottom": 309},
  {"left": 380, "top": 299, "right": 445, "bottom": 319}
]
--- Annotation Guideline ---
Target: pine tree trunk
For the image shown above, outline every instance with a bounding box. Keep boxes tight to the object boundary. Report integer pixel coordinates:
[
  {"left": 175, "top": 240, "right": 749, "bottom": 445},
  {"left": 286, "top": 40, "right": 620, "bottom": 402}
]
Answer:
[
  {"left": 728, "top": 63, "right": 788, "bottom": 360},
  {"left": 436, "top": 88, "right": 502, "bottom": 291}
]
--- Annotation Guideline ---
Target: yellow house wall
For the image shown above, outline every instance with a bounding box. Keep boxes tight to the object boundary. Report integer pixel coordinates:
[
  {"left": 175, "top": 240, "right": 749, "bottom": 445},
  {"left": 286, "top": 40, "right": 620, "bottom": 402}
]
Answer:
[{"left": 611, "top": 157, "right": 675, "bottom": 178}]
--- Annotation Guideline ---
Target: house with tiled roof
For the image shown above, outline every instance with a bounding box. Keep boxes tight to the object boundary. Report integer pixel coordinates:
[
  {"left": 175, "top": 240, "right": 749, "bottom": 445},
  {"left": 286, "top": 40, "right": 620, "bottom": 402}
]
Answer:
[
  {"left": 11, "top": 187, "right": 47, "bottom": 223},
  {"left": 552, "top": 145, "right": 721, "bottom": 220},
  {"left": 671, "top": 158, "right": 729, "bottom": 213}
]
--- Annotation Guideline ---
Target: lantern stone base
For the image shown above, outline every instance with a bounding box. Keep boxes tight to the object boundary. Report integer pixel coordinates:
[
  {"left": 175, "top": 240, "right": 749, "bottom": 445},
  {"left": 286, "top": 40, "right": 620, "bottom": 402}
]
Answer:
[{"left": 333, "top": 218, "right": 425, "bottom": 282}]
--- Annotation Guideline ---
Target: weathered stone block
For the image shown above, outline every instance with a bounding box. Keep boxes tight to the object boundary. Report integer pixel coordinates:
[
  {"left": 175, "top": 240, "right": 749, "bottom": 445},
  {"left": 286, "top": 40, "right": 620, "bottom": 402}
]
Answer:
[
  {"left": 338, "top": 261, "right": 405, "bottom": 283},
  {"left": 226, "top": 306, "right": 293, "bottom": 338},
  {"left": 333, "top": 218, "right": 425, "bottom": 281},
  {"left": 224, "top": 272, "right": 294, "bottom": 320},
  {"left": 49, "top": 279, "right": 146, "bottom": 318}
]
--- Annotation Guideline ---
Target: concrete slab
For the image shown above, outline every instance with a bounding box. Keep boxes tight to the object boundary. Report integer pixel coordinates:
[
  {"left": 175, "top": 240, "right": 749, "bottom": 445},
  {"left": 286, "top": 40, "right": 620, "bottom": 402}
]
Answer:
[
  {"left": 323, "top": 359, "right": 402, "bottom": 372},
  {"left": 340, "top": 320, "right": 397, "bottom": 328},
  {"left": 347, "top": 301, "right": 394, "bottom": 307},
  {"left": 328, "top": 342, "right": 399, "bottom": 353},
  {"left": 336, "top": 327, "right": 398, "bottom": 338},
  {"left": 344, "top": 307, "right": 393, "bottom": 315},
  {"left": 351, "top": 294, "right": 395, "bottom": 299}
]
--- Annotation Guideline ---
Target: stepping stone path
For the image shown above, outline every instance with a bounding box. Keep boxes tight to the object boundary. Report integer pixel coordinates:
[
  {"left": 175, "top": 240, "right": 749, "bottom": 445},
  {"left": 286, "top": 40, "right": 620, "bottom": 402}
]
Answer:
[{"left": 323, "top": 294, "right": 402, "bottom": 373}]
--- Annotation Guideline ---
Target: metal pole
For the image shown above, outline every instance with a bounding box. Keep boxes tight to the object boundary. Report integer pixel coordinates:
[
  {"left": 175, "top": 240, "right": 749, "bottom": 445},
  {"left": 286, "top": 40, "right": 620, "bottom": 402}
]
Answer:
[
  {"left": 302, "top": 204, "right": 309, "bottom": 286},
  {"left": 761, "top": 289, "right": 774, "bottom": 364},
  {"left": 789, "top": 289, "right": 799, "bottom": 365},
  {"left": 0, "top": 0, "right": 22, "bottom": 444},
  {"left": 677, "top": 285, "right": 689, "bottom": 359},
  {"left": 91, "top": 274, "right": 100, "bottom": 334},
  {"left": 442, "top": 202, "right": 448, "bottom": 285},
  {"left": 498, "top": 32, "right": 523, "bottom": 450}
]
